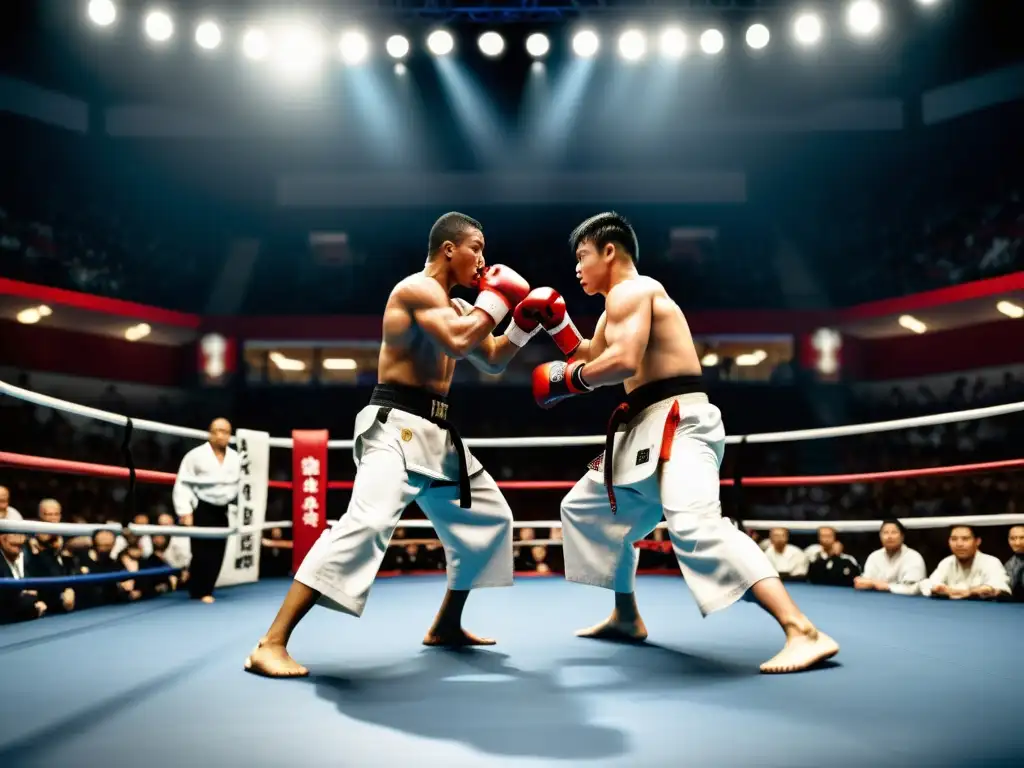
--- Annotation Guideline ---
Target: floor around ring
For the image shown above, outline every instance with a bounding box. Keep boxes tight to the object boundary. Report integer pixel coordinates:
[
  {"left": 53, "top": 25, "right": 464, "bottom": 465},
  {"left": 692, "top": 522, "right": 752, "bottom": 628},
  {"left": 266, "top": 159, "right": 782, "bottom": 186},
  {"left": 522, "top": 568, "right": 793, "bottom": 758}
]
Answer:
[{"left": 0, "top": 576, "right": 1021, "bottom": 768}]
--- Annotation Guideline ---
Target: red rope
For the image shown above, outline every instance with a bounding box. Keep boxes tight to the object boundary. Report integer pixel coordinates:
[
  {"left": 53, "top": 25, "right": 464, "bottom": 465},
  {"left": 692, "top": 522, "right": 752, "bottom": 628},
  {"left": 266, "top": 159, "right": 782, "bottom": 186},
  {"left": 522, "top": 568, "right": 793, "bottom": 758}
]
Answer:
[{"left": 1, "top": 451, "right": 1022, "bottom": 490}]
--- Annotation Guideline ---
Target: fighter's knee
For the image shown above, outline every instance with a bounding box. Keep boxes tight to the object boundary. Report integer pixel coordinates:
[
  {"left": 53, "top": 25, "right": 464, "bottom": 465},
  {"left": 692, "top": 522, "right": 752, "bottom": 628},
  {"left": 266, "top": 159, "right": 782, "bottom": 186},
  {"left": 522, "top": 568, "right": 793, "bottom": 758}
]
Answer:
[{"left": 664, "top": 501, "right": 719, "bottom": 535}]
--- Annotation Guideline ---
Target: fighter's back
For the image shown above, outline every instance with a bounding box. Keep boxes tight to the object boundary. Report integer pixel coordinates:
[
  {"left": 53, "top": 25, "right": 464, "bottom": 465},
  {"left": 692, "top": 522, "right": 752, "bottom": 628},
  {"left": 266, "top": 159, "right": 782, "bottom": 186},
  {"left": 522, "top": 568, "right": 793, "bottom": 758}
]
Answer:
[{"left": 378, "top": 273, "right": 457, "bottom": 395}]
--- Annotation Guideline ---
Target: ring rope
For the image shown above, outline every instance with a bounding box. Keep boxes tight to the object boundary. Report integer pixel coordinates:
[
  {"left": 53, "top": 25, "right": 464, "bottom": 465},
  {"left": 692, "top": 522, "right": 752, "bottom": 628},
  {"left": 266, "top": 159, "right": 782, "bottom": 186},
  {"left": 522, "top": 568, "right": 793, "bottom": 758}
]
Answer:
[
  {"left": 0, "top": 519, "right": 290, "bottom": 538},
  {"left": 0, "top": 566, "right": 181, "bottom": 590},
  {"left": 6, "top": 512, "right": 1022, "bottom": 540},
  {"left": 2, "top": 451, "right": 1021, "bottom": 492},
  {"left": 4, "top": 378, "right": 1024, "bottom": 450}
]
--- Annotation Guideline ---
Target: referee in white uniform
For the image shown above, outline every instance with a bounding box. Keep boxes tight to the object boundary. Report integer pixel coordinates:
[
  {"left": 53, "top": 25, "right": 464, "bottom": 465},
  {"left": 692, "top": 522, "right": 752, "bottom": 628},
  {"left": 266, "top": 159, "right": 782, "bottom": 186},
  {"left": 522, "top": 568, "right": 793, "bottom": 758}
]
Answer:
[{"left": 172, "top": 418, "right": 239, "bottom": 603}]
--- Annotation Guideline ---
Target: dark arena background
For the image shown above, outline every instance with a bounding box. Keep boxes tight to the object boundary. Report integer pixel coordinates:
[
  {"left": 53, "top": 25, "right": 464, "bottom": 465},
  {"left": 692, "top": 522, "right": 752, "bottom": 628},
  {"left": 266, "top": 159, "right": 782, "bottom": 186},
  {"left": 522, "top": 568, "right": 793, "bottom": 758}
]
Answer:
[{"left": 1, "top": 1, "right": 1023, "bottom": 766}]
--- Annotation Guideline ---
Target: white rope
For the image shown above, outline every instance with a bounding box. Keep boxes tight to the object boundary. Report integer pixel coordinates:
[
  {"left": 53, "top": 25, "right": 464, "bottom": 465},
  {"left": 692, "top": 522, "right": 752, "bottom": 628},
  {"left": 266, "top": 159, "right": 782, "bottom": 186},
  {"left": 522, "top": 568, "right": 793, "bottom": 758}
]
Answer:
[
  {"left": 0, "top": 519, "right": 291, "bottom": 539},
  {"left": 734, "top": 400, "right": 1024, "bottom": 444},
  {"left": 4, "top": 377, "right": 1024, "bottom": 450}
]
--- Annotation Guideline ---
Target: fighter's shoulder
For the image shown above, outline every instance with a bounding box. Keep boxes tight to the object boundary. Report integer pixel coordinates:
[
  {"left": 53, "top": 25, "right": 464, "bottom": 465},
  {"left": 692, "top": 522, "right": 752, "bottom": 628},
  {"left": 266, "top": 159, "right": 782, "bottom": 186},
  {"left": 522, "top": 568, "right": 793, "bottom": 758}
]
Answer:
[
  {"left": 607, "top": 276, "right": 658, "bottom": 308},
  {"left": 391, "top": 273, "right": 447, "bottom": 309}
]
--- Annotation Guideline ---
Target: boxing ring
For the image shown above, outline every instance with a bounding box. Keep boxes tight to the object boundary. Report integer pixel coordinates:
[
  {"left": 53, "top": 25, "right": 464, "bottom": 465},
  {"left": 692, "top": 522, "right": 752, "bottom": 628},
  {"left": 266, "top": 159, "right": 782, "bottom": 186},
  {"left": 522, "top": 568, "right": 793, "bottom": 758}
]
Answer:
[{"left": 1, "top": 380, "right": 1023, "bottom": 768}]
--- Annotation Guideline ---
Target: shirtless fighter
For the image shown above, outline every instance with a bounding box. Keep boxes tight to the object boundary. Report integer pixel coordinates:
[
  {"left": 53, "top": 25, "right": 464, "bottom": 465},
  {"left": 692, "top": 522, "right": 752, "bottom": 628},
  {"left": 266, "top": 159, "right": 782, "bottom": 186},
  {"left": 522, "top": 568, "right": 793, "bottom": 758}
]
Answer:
[
  {"left": 246, "top": 212, "right": 547, "bottom": 677},
  {"left": 531, "top": 212, "right": 839, "bottom": 674}
]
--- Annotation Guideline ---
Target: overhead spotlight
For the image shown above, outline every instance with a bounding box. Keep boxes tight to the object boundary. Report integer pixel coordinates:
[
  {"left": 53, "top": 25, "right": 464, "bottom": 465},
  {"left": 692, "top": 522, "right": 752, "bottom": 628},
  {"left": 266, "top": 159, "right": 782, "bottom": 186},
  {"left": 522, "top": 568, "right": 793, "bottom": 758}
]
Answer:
[
  {"left": 87, "top": 0, "right": 117, "bottom": 27},
  {"left": 572, "top": 30, "right": 599, "bottom": 58},
  {"left": 701, "top": 353, "right": 719, "bottom": 367},
  {"left": 275, "top": 25, "right": 324, "bottom": 76},
  {"left": 37, "top": 305, "right": 52, "bottom": 317},
  {"left": 617, "top": 29, "right": 646, "bottom": 61},
  {"left": 242, "top": 28, "right": 269, "bottom": 60},
  {"left": 793, "top": 13, "right": 823, "bottom": 46},
  {"left": 339, "top": 30, "right": 369, "bottom": 65},
  {"left": 997, "top": 300, "right": 1024, "bottom": 319},
  {"left": 427, "top": 29, "right": 454, "bottom": 56},
  {"left": 898, "top": 314, "right": 927, "bottom": 334},
  {"left": 394, "top": 63, "right": 407, "bottom": 76},
  {"left": 386, "top": 34, "right": 410, "bottom": 59},
  {"left": 525, "top": 32, "right": 550, "bottom": 58},
  {"left": 699, "top": 29, "right": 725, "bottom": 55},
  {"left": 847, "top": 0, "right": 882, "bottom": 37},
  {"left": 195, "top": 21, "right": 221, "bottom": 51},
  {"left": 916, "top": 0, "right": 940, "bottom": 6},
  {"left": 144, "top": 10, "right": 174, "bottom": 43},
  {"left": 125, "top": 323, "right": 152, "bottom": 342},
  {"left": 659, "top": 27, "right": 686, "bottom": 59},
  {"left": 746, "top": 23, "right": 770, "bottom": 50},
  {"left": 478, "top": 31, "right": 505, "bottom": 57}
]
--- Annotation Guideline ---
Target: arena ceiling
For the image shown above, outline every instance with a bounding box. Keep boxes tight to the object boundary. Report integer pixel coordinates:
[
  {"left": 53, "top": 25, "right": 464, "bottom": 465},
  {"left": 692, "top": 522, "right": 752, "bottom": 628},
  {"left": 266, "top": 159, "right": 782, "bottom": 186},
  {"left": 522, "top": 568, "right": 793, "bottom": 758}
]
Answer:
[{"left": 0, "top": 1, "right": 1021, "bottom": 111}]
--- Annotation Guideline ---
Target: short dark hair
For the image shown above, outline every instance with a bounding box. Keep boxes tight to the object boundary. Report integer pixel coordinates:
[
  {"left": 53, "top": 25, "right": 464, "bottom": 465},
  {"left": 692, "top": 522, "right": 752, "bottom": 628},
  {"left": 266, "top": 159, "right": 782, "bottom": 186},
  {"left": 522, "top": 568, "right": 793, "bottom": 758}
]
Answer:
[
  {"left": 880, "top": 519, "right": 906, "bottom": 536},
  {"left": 428, "top": 212, "right": 482, "bottom": 258},
  {"left": 950, "top": 524, "right": 978, "bottom": 538},
  {"left": 569, "top": 211, "right": 639, "bottom": 264}
]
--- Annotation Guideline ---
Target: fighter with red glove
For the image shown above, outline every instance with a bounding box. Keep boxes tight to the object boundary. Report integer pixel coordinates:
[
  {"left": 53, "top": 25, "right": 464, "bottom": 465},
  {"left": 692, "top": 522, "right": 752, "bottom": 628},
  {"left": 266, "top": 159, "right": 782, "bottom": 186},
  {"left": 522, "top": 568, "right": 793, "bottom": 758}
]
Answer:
[{"left": 532, "top": 359, "right": 593, "bottom": 409}]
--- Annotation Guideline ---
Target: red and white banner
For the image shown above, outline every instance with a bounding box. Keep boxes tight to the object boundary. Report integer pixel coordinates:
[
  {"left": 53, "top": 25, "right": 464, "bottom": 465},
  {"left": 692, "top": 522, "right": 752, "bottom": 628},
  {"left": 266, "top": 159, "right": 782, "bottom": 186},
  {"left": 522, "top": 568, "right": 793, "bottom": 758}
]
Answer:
[
  {"left": 197, "top": 333, "right": 236, "bottom": 386},
  {"left": 291, "top": 430, "right": 328, "bottom": 573}
]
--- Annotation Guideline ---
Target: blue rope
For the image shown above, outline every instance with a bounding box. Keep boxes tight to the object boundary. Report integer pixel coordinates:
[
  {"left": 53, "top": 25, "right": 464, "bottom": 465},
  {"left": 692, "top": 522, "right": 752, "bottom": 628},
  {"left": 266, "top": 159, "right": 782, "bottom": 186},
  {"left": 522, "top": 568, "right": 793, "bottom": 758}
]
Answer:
[{"left": 0, "top": 566, "right": 181, "bottom": 590}]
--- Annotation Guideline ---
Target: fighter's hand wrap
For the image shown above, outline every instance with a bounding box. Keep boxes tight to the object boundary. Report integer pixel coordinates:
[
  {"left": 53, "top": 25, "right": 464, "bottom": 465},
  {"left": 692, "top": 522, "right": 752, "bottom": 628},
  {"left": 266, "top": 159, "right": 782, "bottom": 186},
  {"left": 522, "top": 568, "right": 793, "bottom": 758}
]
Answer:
[
  {"left": 473, "top": 265, "right": 531, "bottom": 326},
  {"left": 532, "top": 360, "right": 592, "bottom": 409},
  {"left": 509, "top": 287, "right": 582, "bottom": 356}
]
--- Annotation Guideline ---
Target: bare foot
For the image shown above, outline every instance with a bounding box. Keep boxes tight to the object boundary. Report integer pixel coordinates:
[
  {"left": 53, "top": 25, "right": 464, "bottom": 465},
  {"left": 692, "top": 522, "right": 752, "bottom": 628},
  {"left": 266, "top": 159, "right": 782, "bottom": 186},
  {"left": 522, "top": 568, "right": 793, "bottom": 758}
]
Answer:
[
  {"left": 201, "top": 596, "right": 215, "bottom": 604},
  {"left": 244, "top": 638, "right": 309, "bottom": 678},
  {"left": 423, "top": 627, "right": 496, "bottom": 647},
  {"left": 575, "top": 615, "right": 648, "bottom": 643},
  {"left": 760, "top": 630, "right": 839, "bottom": 674}
]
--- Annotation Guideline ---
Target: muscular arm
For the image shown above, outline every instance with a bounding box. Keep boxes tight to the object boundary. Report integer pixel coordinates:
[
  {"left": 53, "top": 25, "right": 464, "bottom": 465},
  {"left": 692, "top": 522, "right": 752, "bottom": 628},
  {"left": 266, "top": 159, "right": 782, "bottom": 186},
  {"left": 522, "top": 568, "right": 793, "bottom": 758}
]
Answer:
[
  {"left": 467, "top": 335, "right": 520, "bottom": 374},
  {"left": 570, "top": 340, "right": 593, "bottom": 362},
  {"left": 577, "top": 282, "right": 651, "bottom": 388},
  {"left": 448, "top": 298, "right": 521, "bottom": 374},
  {"left": 404, "top": 281, "right": 497, "bottom": 359}
]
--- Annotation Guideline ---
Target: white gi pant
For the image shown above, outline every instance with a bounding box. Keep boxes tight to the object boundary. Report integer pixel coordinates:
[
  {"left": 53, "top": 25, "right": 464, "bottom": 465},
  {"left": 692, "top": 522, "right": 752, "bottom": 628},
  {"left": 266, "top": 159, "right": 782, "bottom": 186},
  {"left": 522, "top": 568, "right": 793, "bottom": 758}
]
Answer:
[
  {"left": 295, "top": 406, "right": 514, "bottom": 617},
  {"left": 561, "top": 393, "right": 777, "bottom": 616}
]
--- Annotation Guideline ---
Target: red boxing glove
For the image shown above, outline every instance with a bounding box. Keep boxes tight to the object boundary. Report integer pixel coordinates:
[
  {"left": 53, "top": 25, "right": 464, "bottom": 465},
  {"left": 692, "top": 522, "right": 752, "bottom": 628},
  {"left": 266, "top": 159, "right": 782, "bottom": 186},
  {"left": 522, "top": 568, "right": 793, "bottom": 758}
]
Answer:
[
  {"left": 505, "top": 302, "right": 542, "bottom": 348},
  {"left": 532, "top": 360, "right": 592, "bottom": 409},
  {"left": 513, "top": 288, "right": 582, "bottom": 357},
  {"left": 473, "top": 265, "right": 531, "bottom": 325}
]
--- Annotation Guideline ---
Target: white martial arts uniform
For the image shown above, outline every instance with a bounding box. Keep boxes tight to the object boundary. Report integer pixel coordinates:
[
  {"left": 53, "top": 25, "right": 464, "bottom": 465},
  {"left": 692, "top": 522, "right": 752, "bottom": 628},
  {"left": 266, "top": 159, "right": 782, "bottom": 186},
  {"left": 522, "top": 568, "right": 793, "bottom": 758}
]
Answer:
[
  {"left": 764, "top": 544, "right": 810, "bottom": 578},
  {"left": 861, "top": 545, "right": 927, "bottom": 595},
  {"left": 561, "top": 389, "right": 777, "bottom": 616},
  {"left": 919, "top": 552, "right": 1012, "bottom": 598},
  {"left": 171, "top": 442, "right": 241, "bottom": 518},
  {"left": 295, "top": 391, "right": 514, "bottom": 617}
]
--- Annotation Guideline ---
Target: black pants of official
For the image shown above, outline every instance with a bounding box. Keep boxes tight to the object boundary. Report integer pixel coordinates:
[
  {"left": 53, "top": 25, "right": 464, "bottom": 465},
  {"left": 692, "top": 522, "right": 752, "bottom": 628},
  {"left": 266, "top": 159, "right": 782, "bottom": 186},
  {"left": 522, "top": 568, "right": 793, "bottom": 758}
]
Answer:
[{"left": 189, "top": 500, "right": 229, "bottom": 600}]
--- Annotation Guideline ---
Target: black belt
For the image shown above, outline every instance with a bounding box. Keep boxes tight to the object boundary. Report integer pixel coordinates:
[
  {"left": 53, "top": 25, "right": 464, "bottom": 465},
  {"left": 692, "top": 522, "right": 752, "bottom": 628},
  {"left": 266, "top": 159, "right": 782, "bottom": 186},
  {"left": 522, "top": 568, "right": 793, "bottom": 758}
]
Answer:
[
  {"left": 603, "top": 375, "right": 706, "bottom": 513},
  {"left": 369, "top": 383, "right": 471, "bottom": 508}
]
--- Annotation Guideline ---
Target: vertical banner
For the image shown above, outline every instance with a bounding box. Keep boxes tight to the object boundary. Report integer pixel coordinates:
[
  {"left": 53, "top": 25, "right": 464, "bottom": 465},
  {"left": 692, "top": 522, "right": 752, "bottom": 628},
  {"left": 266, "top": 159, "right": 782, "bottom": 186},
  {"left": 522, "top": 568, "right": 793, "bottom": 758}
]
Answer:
[
  {"left": 197, "top": 333, "right": 236, "bottom": 386},
  {"left": 800, "top": 328, "right": 844, "bottom": 382},
  {"left": 292, "top": 430, "right": 329, "bottom": 573},
  {"left": 215, "top": 429, "right": 270, "bottom": 588}
]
